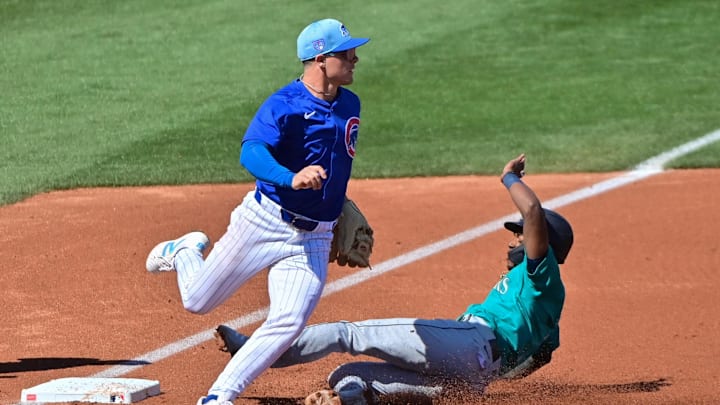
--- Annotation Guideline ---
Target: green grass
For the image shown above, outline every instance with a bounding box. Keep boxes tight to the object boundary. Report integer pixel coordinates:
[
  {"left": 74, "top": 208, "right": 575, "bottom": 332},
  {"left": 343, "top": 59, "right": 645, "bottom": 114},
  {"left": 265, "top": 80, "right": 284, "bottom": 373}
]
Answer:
[{"left": 2, "top": 0, "right": 719, "bottom": 205}]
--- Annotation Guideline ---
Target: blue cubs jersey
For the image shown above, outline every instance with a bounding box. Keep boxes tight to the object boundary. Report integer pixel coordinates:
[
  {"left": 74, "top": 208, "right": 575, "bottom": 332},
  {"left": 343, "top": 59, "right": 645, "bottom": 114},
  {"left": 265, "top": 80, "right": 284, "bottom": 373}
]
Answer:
[
  {"left": 461, "top": 247, "right": 565, "bottom": 371},
  {"left": 242, "top": 79, "right": 361, "bottom": 221}
]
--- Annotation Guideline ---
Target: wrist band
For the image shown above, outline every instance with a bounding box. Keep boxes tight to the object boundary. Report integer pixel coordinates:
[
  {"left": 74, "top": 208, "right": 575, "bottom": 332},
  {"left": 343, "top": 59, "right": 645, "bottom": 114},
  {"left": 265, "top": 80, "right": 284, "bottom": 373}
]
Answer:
[{"left": 502, "top": 172, "right": 522, "bottom": 189}]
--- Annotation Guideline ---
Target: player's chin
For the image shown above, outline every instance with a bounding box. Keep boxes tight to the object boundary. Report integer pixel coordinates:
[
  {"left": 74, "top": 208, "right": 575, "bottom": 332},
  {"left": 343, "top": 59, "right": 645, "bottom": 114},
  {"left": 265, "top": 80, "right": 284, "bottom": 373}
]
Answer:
[{"left": 341, "top": 71, "right": 355, "bottom": 85}]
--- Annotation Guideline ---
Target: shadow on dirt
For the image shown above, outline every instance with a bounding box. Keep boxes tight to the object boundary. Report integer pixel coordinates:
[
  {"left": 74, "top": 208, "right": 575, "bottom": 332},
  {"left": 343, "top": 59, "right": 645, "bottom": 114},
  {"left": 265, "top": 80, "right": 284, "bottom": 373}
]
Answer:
[
  {"left": 241, "top": 378, "right": 672, "bottom": 404},
  {"left": 478, "top": 378, "right": 672, "bottom": 403},
  {"left": 0, "top": 357, "right": 150, "bottom": 376},
  {"left": 245, "top": 397, "right": 303, "bottom": 405},
  {"left": 237, "top": 378, "right": 673, "bottom": 405}
]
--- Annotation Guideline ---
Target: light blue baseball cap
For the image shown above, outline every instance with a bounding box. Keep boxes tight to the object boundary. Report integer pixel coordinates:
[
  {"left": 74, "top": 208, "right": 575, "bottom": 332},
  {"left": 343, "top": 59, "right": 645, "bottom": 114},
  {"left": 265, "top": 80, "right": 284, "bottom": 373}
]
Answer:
[{"left": 297, "top": 19, "right": 370, "bottom": 61}]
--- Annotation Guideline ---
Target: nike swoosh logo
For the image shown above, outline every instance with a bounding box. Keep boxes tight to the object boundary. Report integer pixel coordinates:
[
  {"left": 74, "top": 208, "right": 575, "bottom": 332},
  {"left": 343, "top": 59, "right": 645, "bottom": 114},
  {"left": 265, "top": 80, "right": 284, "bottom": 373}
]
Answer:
[
  {"left": 163, "top": 238, "right": 185, "bottom": 255},
  {"left": 304, "top": 111, "right": 316, "bottom": 119}
]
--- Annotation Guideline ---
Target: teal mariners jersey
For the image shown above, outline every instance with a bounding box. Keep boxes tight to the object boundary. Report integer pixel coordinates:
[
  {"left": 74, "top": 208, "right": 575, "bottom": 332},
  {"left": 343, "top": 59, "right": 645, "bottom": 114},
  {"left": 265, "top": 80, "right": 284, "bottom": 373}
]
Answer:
[{"left": 461, "top": 247, "right": 565, "bottom": 371}]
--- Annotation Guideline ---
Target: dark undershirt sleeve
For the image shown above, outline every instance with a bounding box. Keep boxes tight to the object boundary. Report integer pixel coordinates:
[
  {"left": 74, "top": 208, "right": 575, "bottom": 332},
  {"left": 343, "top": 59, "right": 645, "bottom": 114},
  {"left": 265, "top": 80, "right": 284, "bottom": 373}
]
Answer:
[{"left": 526, "top": 256, "right": 542, "bottom": 273}]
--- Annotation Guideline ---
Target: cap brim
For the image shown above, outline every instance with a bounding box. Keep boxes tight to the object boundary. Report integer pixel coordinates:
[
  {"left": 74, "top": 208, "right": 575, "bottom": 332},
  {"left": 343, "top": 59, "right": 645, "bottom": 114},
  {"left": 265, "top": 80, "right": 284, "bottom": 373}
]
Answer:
[
  {"left": 334, "top": 37, "right": 370, "bottom": 52},
  {"left": 504, "top": 220, "right": 524, "bottom": 234}
]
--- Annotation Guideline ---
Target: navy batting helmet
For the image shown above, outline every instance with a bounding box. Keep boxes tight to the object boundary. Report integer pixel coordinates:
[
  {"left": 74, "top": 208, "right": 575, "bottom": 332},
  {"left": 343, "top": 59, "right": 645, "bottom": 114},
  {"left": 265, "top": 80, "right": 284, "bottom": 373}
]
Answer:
[{"left": 503, "top": 208, "right": 574, "bottom": 264}]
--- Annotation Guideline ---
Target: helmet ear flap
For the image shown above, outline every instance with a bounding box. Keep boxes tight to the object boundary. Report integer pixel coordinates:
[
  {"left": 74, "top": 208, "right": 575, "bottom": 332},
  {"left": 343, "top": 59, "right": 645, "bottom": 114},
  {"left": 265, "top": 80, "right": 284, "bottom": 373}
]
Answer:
[{"left": 507, "top": 245, "right": 525, "bottom": 267}]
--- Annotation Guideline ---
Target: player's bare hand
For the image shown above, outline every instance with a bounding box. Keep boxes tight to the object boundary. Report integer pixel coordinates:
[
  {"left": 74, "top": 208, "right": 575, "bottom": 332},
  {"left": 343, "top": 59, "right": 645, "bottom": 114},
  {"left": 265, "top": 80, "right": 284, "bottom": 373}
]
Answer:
[
  {"left": 292, "top": 165, "right": 327, "bottom": 190},
  {"left": 501, "top": 153, "right": 526, "bottom": 180}
]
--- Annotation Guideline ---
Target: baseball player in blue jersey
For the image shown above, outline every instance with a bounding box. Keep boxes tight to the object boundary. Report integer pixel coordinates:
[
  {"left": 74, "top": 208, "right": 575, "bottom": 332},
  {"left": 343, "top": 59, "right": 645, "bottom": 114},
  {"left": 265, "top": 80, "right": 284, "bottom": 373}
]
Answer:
[
  {"left": 215, "top": 154, "right": 574, "bottom": 404},
  {"left": 144, "top": 18, "right": 370, "bottom": 405}
]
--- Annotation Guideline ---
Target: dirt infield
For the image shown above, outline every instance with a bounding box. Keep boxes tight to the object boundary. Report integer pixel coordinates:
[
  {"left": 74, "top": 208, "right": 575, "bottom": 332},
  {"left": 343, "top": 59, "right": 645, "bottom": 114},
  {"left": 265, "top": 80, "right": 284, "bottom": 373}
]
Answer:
[{"left": 1, "top": 170, "right": 719, "bottom": 404}]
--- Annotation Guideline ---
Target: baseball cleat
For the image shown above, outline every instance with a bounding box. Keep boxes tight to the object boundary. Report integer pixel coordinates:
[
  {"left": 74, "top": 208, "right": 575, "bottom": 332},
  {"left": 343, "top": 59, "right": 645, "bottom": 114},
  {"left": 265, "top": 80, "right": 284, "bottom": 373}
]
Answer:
[
  {"left": 214, "top": 324, "right": 249, "bottom": 356},
  {"left": 145, "top": 231, "right": 209, "bottom": 273},
  {"left": 196, "top": 394, "right": 234, "bottom": 405},
  {"left": 304, "top": 390, "right": 342, "bottom": 405}
]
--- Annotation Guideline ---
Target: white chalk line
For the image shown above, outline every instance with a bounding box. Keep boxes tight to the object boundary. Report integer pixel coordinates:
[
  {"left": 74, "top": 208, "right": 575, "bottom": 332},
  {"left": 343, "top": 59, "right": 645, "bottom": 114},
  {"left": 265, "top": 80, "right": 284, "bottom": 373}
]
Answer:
[{"left": 92, "top": 129, "right": 720, "bottom": 379}]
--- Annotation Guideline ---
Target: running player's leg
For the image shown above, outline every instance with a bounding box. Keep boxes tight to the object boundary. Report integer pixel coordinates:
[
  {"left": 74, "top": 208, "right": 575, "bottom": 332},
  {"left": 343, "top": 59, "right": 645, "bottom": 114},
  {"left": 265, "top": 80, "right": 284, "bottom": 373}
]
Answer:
[
  {"left": 206, "top": 236, "right": 330, "bottom": 400},
  {"left": 174, "top": 191, "right": 289, "bottom": 314}
]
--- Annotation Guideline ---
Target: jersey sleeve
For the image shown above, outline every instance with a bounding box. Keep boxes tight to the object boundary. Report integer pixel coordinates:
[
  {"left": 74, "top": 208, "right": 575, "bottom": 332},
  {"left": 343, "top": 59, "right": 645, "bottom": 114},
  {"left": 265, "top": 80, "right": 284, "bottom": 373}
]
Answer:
[
  {"left": 526, "top": 247, "right": 561, "bottom": 288},
  {"left": 242, "top": 97, "right": 286, "bottom": 148}
]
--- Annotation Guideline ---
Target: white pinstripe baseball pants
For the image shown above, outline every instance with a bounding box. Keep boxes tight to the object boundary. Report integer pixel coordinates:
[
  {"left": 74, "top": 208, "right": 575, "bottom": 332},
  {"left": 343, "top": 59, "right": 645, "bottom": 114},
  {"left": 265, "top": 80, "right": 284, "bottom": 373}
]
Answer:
[{"left": 173, "top": 190, "right": 336, "bottom": 401}]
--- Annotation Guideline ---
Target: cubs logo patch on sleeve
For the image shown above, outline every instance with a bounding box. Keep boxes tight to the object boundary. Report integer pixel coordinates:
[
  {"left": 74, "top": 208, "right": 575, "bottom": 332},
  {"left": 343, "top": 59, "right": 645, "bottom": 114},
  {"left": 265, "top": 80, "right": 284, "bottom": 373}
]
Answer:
[{"left": 344, "top": 116, "right": 360, "bottom": 158}]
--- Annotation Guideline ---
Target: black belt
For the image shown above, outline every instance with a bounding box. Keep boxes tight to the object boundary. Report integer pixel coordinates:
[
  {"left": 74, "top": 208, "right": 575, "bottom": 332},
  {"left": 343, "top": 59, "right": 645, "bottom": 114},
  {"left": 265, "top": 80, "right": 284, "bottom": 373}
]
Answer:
[{"left": 254, "top": 190, "right": 319, "bottom": 232}]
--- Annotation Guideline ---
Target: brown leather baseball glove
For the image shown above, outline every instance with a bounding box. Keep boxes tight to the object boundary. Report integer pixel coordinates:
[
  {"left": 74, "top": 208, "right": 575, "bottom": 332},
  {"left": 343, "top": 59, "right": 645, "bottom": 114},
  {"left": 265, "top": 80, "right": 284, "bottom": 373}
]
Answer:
[
  {"left": 329, "top": 198, "right": 374, "bottom": 268},
  {"left": 305, "top": 389, "right": 341, "bottom": 405}
]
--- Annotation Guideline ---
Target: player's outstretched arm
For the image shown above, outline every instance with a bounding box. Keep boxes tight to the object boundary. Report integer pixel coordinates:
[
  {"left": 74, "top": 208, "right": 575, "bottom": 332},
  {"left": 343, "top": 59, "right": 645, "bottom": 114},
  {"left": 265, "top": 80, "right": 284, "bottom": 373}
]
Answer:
[{"left": 501, "top": 153, "right": 549, "bottom": 261}]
